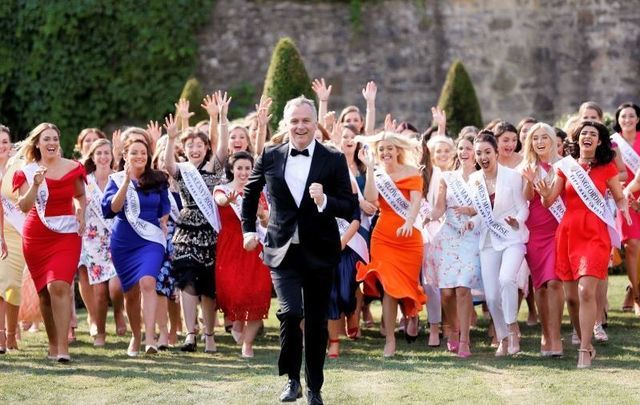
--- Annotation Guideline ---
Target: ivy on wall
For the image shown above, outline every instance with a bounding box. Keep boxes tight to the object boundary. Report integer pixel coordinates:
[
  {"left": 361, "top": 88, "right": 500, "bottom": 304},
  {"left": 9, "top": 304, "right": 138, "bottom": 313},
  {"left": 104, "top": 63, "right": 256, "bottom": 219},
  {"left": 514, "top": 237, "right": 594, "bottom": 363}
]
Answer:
[{"left": 0, "top": 1, "right": 213, "bottom": 153}]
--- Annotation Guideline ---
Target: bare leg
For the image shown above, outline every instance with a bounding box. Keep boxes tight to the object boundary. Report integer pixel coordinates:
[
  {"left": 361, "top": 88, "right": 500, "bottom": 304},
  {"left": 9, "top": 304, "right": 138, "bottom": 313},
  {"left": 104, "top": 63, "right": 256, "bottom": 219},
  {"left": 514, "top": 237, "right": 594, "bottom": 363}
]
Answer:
[
  {"left": 525, "top": 279, "right": 538, "bottom": 325},
  {"left": 441, "top": 288, "right": 458, "bottom": 349},
  {"left": 547, "top": 280, "right": 564, "bottom": 353},
  {"left": 181, "top": 291, "right": 199, "bottom": 347},
  {"left": 48, "top": 281, "right": 72, "bottom": 357},
  {"left": 624, "top": 240, "right": 640, "bottom": 315},
  {"left": 124, "top": 285, "right": 142, "bottom": 354},
  {"left": 92, "top": 282, "right": 110, "bottom": 346},
  {"left": 382, "top": 294, "right": 397, "bottom": 357},
  {"left": 78, "top": 266, "right": 97, "bottom": 335},
  {"left": 577, "top": 276, "right": 598, "bottom": 367},
  {"left": 168, "top": 297, "right": 181, "bottom": 345},
  {"left": 241, "top": 320, "right": 262, "bottom": 357},
  {"left": 201, "top": 295, "right": 217, "bottom": 352},
  {"left": 38, "top": 289, "right": 57, "bottom": 356},
  {"left": 533, "top": 287, "right": 550, "bottom": 352},
  {"left": 5, "top": 302, "right": 19, "bottom": 349},
  {"left": 563, "top": 281, "right": 580, "bottom": 341},
  {"left": 139, "top": 276, "right": 158, "bottom": 348},
  {"left": 155, "top": 295, "right": 169, "bottom": 348},
  {"left": 327, "top": 319, "right": 341, "bottom": 358},
  {"left": 456, "top": 288, "right": 472, "bottom": 354},
  {"left": 0, "top": 299, "right": 5, "bottom": 350},
  {"left": 109, "top": 276, "right": 126, "bottom": 336}
]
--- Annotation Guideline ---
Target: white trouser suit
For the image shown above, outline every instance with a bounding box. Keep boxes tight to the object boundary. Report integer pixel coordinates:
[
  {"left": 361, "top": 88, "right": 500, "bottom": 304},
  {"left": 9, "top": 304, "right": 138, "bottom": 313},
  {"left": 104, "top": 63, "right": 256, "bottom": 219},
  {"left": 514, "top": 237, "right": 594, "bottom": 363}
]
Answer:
[{"left": 470, "top": 165, "right": 529, "bottom": 341}]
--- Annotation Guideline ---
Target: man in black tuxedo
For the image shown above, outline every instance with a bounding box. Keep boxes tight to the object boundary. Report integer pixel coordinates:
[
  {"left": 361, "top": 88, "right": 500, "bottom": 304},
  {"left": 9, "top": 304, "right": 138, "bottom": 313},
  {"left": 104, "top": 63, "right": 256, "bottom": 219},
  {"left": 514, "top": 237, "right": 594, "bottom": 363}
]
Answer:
[{"left": 242, "top": 96, "right": 356, "bottom": 404}]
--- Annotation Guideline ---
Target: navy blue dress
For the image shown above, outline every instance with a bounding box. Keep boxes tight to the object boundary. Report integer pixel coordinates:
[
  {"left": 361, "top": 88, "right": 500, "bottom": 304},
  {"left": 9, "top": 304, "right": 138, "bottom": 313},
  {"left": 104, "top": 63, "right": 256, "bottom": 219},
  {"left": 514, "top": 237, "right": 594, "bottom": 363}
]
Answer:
[{"left": 102, "top": 178, "right": 170, "bottom": 292}]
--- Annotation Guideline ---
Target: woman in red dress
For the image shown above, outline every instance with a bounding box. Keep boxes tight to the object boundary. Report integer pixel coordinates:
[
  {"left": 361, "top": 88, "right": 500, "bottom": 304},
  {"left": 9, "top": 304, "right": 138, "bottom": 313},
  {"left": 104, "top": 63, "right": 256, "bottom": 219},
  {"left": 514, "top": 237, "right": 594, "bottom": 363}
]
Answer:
[
  {"left": 537, "top": 121, "right": 629, "bottom": 368},
  {"left": 14, "top": 123, "right": 86, "bottom": 362},
  {"left": 214, "top": 151, "right": 270, "bottom": 358}
]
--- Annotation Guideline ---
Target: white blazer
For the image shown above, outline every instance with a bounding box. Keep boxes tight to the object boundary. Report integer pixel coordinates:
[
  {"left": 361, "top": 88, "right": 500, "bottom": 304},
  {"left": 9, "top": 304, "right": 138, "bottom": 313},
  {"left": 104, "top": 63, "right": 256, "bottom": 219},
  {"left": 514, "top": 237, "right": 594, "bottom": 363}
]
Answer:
[{"left": 469, "top": 164, "right": 529, "bottom": 251}]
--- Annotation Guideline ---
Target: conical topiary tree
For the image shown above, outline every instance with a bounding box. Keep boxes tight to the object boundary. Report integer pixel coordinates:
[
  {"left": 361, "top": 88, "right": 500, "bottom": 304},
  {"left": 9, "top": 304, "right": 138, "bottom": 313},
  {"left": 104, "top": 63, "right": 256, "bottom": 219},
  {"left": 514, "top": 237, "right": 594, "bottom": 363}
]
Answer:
[
  {"left": 437, "top": 60, "right": 483, "bottom": 137},
  {"left": 262, "top": 37, "right": 315, "bottom": 130},
  {"left": 179, "top": 77, "right": 209, "bottom": 124}
]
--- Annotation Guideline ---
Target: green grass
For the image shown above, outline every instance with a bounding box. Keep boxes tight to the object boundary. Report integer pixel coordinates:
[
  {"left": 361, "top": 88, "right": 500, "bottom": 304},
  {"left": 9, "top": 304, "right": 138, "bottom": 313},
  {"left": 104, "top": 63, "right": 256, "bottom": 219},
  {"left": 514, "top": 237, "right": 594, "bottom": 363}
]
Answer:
[{"left": 2, "top": 275, "right": 640, "bottom": 404}]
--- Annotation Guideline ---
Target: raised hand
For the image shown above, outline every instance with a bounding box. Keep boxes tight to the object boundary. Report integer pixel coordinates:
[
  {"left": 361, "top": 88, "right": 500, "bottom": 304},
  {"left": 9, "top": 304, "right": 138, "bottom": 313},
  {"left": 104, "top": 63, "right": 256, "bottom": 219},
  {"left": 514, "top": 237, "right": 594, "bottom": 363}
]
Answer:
[
  {"left": 358, "top": 145, "right": 375, "bottom": 169},
  {"left": 331, "top": 120, "right": 343, "bottom": 145},
  {"left": 431, "top": 106, "right": 447, "bottom": 133},
  {"left": 112, "top": 129, "right": 122, "bottom": 153},
  {"left": 175, "top": 98, "right": 194, "bottom": 120},
  {"left": 522, "top": 164, "right": 537, "bottom": 184},
  {"left": 362, "top": 81, "right": 377, "bottom": 104},
  {"left": 505, "top": 216, "right": 519, "bottom": 230},
  {"left": 256, "top": 95, "right": 272, "bottom": 127},
  {"left": 384, "top": 113, "right": 397, "bottom": 132},
  {"left": 534, "top": 179, "right": 551, "bottom": 198},
  {"left": 33, "top": 167, "right": 47, "bottom": 186},
  {"left": 124, "top": 161, "right": 134, "bottom": 181},
  {"left": 164, "top": 114, "right": 179, "bottom": 140},
  {"left": 201, "top": 94, "right": 220, "bottom": 118},
  {"left": 147, "top": 120, "right": 162, "bottom": 145},
  {"left": 215, "top": 91, "right": 231, "bottom": 119},
  {"left": 324, "top": 111, "right": 336, "bottom": 130},
  {"left": 312, "top": 78, "right": 332, "bottom": 101}
]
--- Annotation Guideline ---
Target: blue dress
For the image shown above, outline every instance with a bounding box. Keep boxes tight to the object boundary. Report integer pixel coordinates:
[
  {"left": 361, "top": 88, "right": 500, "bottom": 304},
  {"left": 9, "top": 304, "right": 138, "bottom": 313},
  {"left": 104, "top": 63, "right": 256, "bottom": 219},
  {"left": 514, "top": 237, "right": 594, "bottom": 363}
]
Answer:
[{"left": 102, "top": 178, "right": 170, "bottom": 292}]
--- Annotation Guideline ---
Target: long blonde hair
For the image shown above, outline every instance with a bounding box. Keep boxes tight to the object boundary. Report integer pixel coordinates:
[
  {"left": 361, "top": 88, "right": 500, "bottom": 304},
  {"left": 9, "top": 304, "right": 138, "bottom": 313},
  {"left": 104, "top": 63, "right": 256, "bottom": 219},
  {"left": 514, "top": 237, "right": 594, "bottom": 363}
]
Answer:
[
  {"left": 523, "top": 122, "right": 558, "bottom": 181},
  {"left": 356, "top": 131, "right": 419, "bottom": 166},
  {"left": 18, "top": 122, "right": 61, "bottom": 163}
]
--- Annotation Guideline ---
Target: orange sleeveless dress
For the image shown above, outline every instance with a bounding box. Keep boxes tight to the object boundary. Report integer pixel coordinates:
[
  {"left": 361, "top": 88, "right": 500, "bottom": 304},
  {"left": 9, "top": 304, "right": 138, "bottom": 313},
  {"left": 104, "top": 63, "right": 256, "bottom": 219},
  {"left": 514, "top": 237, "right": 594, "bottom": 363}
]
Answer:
[{"left": 356, "top": 175, "right": 427, "bottom": 317}]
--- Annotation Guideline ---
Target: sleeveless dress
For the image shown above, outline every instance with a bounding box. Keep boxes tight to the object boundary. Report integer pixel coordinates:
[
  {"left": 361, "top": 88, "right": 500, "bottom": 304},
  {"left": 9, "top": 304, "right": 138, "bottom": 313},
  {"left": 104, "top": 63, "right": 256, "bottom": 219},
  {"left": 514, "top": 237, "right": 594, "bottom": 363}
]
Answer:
[
  {"left": 172, "top": 161, "right": 224, "bottom": 298},
  {"left": 429, "top": 171, "right": 482, "bottom": 291},
  {"left": 101, "top": 177, "right": 170, "bottom": 292},
  {"left": 80, "top": 173, "right": 117, "bottom": 285},
  {"left": 13, "top": 163, "right": 85, "bottom": 292},
  {"left": 0, "top": 162, "right": 26, "bottom": 306},
  {"left": 555, "top": 161, "right": 618, "bottom": 281},
  {"left": 356, "top": 175, "right": 427, "bottom": 317},
  {"left": 615, "top": 131, "right": 640, "bottom": 242},
  {"left": 213, "top": 187, "right": 271, "bottom": 321},
  {"left": 525, "top": 162, "right": 559, "bottom": 289}
]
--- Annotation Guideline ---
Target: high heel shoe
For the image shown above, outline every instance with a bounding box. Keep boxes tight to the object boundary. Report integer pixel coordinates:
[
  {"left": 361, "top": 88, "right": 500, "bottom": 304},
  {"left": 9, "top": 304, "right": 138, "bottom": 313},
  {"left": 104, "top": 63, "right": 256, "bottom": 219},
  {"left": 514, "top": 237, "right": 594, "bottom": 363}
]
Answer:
[
  {"left": 577, "top": 347, "right": 596, "bottom": 368},
  {"left": 204, "top": 333, "right": 217, "bottom": 353},
  {"left": 127, "top": 338, "right": 139, "bottom": 357},
  {"left": 447, "top": 339, "right": 460, "bottom": 353},
  {"left": 457, "top": 340, "right": 471, "bottom": 358},
  {"left": 508, "top": 331, "right": 520, "bottom": 355},
  {"left": 181, "top": 332, "right": 197, "bottom": 352},
  {"left": 346, "top": 327, "right": 360, "bottom": 340},
  {"left": 327, "top": 339, "right": 340, "bottom": 359},
  {"left": 0, "top": 329, "right": 6, "bottom": 354},
  {"left": 404, "top": 316, "right": 419, "bottom": 344}
]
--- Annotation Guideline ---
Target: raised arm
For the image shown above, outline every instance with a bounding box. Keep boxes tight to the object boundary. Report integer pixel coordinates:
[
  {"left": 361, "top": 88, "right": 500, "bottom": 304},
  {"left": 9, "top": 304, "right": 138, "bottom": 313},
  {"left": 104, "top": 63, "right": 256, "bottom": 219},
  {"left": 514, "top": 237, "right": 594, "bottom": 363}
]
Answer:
[
  {"left": 215, "top": 91, "right": 231, "bottom": 164},
  {"left": 254, "top": 95, "right": 272, "bottom": 156},
  {"left": 163, "top": 114, "right": 179, "bottom": 178},
  {"left": 175, "top": 98, "right": 194, "bottom": 131},
  {"left": 312, "top": 78, "right": 331, "bottom": 128},
  {"left": 358, "top": 146, "right": 378, "bottom": 202},
  {"left": 201, "top": 93, "right": 219, "bottom": 158},
  {"left": 431, "top": 106, "right": 447, "bottom": 136},
  {"left": 362, "top": 81, "right": 377, "bottom": 135}
]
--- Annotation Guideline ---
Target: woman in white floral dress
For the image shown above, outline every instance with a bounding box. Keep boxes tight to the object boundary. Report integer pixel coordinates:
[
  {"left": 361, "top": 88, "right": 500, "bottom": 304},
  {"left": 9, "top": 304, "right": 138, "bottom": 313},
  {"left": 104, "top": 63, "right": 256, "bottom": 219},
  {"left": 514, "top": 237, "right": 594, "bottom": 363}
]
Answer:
[{"left": 80, "top": 139, "right": 125, "bottom": 346}]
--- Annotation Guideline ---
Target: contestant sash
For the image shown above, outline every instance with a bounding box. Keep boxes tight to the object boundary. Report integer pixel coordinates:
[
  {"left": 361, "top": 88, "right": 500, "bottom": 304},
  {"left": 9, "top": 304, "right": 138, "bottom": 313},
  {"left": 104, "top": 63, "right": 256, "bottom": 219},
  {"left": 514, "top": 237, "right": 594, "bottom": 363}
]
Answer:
[
  {"left": 111, "top": 171, "right": 166, "bottom": 248},
  {"left": 441, "top": 171, "right": 473, "bottom": 207},
  {"left": 167, "top": 191, "right": 180, "bottom": 223},
  {"left": 336, "top": 217, "right": 370, "bottom": 263},
  {"left": 555, "top": 156, "right": 620, "bottom": 248},
  {"left": 177, "top": 162, "right": 220, "bottom": 232},
  {"left": 87, "top": 174, "right": 114, "bottom": 230},
  {"left": 538, "top": 165, "right": 566, "bottom": 223},
  {"left": 611, "top": 132, "right": 640, "bottom": 174},
  {"left": 1, "top": 195, "right": 25, "bottom": 236},
  {"left": 22, "top": 163, "right": 78, "bottom": 234},
  {"left": 214, "top": 184, "right": 266, "bottom": 243},
  {"left": 471, "top": 175, "right": 516, "bottom": 240},
  {"left": 373, "top": 169, "right": 424, "bottom": 234},
  {"left": 348, "top": 169, "right": 371, "bottom": 230}
]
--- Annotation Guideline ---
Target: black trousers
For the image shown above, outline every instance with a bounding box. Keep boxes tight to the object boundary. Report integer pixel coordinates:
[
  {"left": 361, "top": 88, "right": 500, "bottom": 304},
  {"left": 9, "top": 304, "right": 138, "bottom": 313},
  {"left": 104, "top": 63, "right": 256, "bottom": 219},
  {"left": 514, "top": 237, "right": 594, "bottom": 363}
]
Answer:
[{"left": 270, "top": 244, "right": 333, "bottom": 393}]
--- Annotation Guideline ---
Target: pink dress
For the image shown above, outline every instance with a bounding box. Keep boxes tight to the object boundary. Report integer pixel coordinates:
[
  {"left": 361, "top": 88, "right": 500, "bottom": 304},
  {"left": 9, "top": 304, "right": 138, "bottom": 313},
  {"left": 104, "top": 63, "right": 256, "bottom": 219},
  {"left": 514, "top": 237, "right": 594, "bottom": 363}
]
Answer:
[
  {"left": 616, "top": 131, "right": 640, "bottom": 242},
  {"left": 525, "top": 163, "right": 559, "bottom": 288}
]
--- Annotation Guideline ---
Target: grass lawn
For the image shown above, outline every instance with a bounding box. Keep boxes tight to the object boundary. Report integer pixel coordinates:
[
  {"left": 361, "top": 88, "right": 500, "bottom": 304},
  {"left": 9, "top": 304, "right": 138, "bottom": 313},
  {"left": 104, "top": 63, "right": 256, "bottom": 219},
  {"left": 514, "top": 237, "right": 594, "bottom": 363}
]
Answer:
[{"left": 1, "top": 275, "right": 640, "bottom": 404}]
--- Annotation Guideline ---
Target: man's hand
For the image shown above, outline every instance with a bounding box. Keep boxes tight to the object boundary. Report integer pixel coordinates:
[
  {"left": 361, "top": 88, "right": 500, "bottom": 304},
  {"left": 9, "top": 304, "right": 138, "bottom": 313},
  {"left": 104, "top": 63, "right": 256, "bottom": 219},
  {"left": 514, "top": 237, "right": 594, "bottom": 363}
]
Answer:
[{"left": 309, "top": 183, "right": 325, "bottom": 207}]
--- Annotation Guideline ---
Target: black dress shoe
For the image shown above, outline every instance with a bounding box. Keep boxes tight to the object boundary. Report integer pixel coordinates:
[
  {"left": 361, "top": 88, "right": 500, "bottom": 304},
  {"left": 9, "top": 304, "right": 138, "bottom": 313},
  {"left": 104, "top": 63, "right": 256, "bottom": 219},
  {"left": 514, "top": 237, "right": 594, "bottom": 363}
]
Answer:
[
  {"left": 307, "top": 390, "right": 323, "bottom": 405},
  {"left": 279, "top": 379, "right": 302, "bottom": 402}
]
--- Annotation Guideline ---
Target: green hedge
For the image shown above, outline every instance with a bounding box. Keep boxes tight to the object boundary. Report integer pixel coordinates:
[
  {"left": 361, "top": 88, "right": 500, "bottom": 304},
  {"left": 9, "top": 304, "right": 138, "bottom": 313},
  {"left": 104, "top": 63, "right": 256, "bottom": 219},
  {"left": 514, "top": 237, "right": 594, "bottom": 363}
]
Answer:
[
  {"left": 0, "top": 1, "right": 213, "bottom": 154},
  {"left": 437, "top": 60, "right": 483, "bottom": 137}
]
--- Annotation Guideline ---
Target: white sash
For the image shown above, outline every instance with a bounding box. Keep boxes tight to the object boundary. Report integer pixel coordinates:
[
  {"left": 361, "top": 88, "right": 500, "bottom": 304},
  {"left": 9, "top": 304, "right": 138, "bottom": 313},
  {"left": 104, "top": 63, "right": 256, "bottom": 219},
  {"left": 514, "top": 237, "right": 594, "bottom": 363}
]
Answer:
[
  {"left": 177, "top": 162, "right": 220, "bottom": 232},
  {"left": 111, "top": 171, "right": 166, "bottom": 248},
  {"left": 348, "top": 169, "right": 371, "bottom": 230},
  {"left": 167, "top": 191, "right": 181, "bottom": 223},
  {"left": 1, "top": 195, "right": 25, "bottom": 236},
  {"left": 22, "top": 163, "right": 78, "bottom": 234},
  {"left": 441, "top": 171, "right": 473, "bottom": 207},
  {"left": 611, "top": 132, "right": 640, "bottom": 174},
  {"left": 555, "top": 156, "right": 620, "bottom": 248},
  {"left": 373, "top": 169, "right": 424, "bottom": 235},
  {"left": 336, "top": 217, "right": 369, "bottom": 263},
  {"left": 214, "top": 184, "right": 266, "bottom": 243},
  {"left": 87, "top": 174, "right": 114, "bottom": 230},
  {"left": 538, "top": 165, "right": 566, "bottom": 223},
  {"left": 471, "top": 175, "right": 516, "bottom": 240}
]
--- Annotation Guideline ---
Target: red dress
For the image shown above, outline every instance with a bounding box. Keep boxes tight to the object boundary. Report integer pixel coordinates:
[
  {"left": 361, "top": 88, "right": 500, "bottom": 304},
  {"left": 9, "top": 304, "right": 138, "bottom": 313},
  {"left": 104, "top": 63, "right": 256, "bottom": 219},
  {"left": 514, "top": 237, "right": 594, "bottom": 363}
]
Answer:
[
  {"left": 555, "top": 161, "right": 617, "bottom": 281},
  {"left": 615, "top": 131, "right": 640, "bottom": 242},
  {"left": 13, "top": 163, "right": 85, "bottom": 292},
  {"left": 214, "top": 189, "right": 271, "bottom": 321}
]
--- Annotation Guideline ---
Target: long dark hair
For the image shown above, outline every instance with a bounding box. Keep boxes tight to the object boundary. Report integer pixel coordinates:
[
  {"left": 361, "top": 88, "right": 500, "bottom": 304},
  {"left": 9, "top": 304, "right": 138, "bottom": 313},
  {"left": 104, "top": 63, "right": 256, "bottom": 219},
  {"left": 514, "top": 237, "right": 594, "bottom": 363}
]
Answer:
[
  {"left": 123, "top": 138, "right": 168, "bottom": 191},
  {"left": 473, "top": 130, "right": 499, "bottom": 170},
  {"left": 180, "top": 128, "right": 212, "bottom": 163},
  {"left": 613, "top": 102, "right": 640, "bottom": 133},
  {"left": 225, "top": 151, "right": 254, "bottom": 181},
  {"left": 571, "top": 120, "right": 615, "bottom": 167},
  {"left": 343, "top": 124, "right": 366, "bottom": 175},
  {"left": 419, "top": 133, "right": 433, "bottom": 199}
]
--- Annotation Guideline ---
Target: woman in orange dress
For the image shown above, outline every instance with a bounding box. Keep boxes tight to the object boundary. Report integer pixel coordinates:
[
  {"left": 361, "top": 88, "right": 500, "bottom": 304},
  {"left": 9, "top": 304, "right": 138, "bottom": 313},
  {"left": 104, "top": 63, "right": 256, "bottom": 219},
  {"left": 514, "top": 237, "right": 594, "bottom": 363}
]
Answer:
[{"left": 356, "top": 132, "right": 426, "bottom": 357}]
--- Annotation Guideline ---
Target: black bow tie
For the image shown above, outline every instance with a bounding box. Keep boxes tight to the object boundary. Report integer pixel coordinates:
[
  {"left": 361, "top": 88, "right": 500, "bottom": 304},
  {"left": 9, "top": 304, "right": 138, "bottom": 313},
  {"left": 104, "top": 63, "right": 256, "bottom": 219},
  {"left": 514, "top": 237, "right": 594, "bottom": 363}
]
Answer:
[{"left": 290, "top": 148, "right": 309, "bottom": 157}]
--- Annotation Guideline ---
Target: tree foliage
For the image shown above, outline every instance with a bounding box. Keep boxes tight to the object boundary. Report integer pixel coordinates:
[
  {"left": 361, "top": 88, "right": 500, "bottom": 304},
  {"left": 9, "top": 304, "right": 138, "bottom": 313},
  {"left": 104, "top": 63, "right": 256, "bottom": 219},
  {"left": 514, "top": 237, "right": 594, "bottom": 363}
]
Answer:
[
  {"left": 262, "top": 37, "right": 314, "bottom": 131},
  {"left": 180, "top": 78, "right": 209, "bottom": 124},
  {"left": 437, "top": 60, "right": 483, "bottom": 137},
  {"left": 0, "top": 1, "right": 213, "bottom": 153}
]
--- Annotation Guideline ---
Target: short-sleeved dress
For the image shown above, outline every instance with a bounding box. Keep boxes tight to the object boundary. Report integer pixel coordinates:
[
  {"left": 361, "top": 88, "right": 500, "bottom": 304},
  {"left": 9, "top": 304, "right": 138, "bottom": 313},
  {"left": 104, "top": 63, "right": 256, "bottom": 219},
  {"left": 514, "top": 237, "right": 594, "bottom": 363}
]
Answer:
[
  {"left": 172, "top": 161, "right": 224, "bottom": 297},
  {"left": 356, "top": 175, "right": 427, "bottom": 317},
  {"left": 213, "top": 186, "right": 271, "bottom": 321},
  {"left": 13, "top": 163, "right": 85, "bottom": 292},
  {"left": 555, "top": 161, "right": 618, "bottom": 281},
  {"left": 80, "top": 173, "right": 117, "bottom": 285},
  {"left": 101, "top": 176, "right": 170, "bottom": 292}
]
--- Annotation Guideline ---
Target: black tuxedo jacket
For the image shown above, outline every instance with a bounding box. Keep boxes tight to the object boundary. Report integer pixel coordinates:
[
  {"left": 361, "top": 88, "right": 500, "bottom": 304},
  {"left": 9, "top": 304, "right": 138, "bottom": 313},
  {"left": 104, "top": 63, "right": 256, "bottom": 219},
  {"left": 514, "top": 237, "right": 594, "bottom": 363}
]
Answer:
[{"left": 241, "top": 141, "right": 357, "bottom": 269}]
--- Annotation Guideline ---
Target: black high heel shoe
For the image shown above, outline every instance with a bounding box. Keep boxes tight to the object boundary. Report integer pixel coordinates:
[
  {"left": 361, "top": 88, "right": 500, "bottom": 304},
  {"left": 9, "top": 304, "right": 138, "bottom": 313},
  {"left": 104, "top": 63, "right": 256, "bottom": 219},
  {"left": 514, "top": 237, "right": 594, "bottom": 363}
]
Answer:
[
  {"left": 180, "top": 332, "right": 197, "bottom": 352},
  {"left": 404, "top": 317, "right": 419, "bottom": 344}
]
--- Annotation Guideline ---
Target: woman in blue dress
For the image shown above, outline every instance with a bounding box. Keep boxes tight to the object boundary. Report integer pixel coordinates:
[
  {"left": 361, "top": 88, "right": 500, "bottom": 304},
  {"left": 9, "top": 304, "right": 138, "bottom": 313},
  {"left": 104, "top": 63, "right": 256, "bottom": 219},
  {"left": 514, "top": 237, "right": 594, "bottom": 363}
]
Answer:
[{"left": 102, "top": 134, "right": 170, "bottom": 357}]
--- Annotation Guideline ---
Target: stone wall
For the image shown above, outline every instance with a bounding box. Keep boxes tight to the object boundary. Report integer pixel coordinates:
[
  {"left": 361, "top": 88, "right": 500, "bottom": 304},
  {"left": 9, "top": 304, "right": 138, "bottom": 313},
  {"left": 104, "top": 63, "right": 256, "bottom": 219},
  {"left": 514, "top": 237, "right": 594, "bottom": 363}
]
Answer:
[{"left": 197, "top": 0, "right": 640, "bottom": 130}]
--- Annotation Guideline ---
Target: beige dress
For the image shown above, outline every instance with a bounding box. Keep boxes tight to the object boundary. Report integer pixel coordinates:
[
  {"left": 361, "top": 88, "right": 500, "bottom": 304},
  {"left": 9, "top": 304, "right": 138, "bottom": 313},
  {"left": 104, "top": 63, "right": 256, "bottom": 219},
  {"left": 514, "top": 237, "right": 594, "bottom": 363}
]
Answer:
[{"left": 0, "top": 161, "right": 26, "bottom": 306}]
